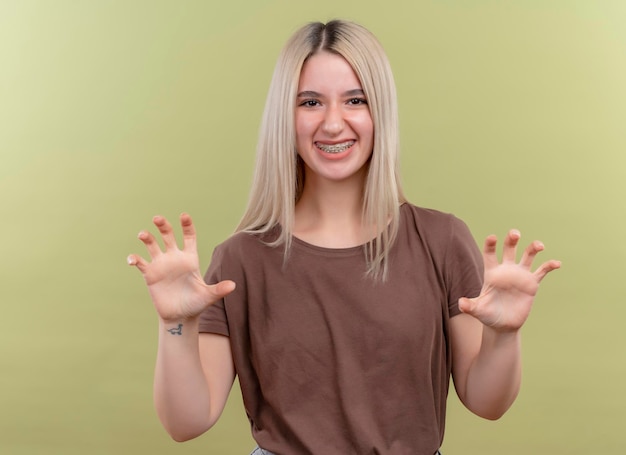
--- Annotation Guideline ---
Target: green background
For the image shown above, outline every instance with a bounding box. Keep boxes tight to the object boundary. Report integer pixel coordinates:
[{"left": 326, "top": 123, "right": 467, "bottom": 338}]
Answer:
[{"left": 1, "top": 0, "right": 624, "bottom": 453}]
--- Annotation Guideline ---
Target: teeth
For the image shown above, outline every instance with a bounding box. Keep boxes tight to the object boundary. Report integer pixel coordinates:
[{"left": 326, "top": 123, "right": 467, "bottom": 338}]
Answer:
[{"left": 316, "top": 140, "right": 355, "bottom": 154}]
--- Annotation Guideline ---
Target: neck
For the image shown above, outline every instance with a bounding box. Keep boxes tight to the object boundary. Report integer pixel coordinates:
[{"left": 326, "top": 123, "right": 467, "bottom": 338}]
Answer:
[{"left": 293, "top": 171, "right": 371, "bottom": 248}]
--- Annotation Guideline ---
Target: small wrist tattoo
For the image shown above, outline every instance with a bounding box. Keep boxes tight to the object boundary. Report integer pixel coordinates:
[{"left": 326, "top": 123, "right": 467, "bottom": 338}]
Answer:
[{"left": 167, "top": 323, "right": 183, "bottom": 335}]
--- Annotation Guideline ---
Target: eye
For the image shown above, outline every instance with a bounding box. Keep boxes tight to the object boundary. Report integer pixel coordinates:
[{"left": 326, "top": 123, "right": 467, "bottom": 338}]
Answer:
[
  {"left": 347, "top": 97, "right": 368, "bottom": 106},
  {"left": 299, "top": 99, "right": 320, "bottom": 107}
]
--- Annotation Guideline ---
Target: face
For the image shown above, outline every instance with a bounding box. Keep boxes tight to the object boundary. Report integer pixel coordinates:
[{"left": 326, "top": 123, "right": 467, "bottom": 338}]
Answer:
[{"left": 295, "top": 51, "right": 374, "bottom": 186}]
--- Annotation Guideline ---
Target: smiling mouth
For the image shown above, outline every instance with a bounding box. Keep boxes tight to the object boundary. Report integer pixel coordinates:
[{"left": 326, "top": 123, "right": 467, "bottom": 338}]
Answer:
[{"left": 315, "top": 140, "right": 355, "bottom": 154}]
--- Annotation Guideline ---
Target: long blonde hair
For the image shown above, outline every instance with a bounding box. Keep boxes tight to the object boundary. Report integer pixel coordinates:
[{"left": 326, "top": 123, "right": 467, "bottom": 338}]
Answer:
[{"left": 236, "top": 20, "right": 406, "bottom": 279}]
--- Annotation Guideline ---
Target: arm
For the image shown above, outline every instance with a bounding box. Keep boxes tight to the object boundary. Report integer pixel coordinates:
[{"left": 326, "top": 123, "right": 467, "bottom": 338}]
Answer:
[
  {"left": 153, "top": 324, "right": 236, "bottom": 441},
  {"left": 450, "top": 313, "right": 522, "bottom": 420},
  {"left": 128, "top": 214, "right": 236, "bottom": 441},
  {"left": 450, "top": 230, "right": 560, "bottom": 420}
]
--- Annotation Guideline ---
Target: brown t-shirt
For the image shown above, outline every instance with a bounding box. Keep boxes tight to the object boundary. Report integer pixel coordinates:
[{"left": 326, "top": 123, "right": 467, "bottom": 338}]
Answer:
[{"left": 200, "top": 203, "right": 483, "bottom": 454}]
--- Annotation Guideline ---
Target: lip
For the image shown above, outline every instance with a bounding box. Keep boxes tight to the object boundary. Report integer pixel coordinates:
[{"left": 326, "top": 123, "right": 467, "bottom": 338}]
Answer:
[{"left": 315, "top": 139, "right": 355, "bottom": 145}]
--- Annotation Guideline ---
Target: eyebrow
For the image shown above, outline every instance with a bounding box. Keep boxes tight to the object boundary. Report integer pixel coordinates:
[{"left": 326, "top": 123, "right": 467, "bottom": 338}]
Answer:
[{"left": 296, "top": 89, "right": 365, "bottom": 98}]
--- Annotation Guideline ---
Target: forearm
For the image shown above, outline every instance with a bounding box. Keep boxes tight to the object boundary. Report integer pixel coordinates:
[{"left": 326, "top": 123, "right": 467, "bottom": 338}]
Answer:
[
  {"left": 153, "top": 318, "right": 213, "bottom": 441},
  {"left": 462, "top": 328, "right": 522, "bottom": 420}
]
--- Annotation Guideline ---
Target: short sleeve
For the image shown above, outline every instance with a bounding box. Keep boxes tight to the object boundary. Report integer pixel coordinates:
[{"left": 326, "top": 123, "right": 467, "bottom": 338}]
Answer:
[
  {"left": 445, "top": 217, "right": 484, "bottom": 317},
  {"left": 198, "top": 245, "right": 230, "bottom": 336}
]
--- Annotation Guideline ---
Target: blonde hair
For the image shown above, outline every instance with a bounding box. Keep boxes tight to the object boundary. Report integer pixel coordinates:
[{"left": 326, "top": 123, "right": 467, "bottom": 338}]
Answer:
[{"left": 236, "top": 20, "right": 406, "bottom": 279}]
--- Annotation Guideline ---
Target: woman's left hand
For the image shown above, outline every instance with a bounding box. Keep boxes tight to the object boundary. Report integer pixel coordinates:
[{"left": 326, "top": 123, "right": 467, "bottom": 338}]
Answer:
[{"left": 458, "top": 230, "right": 561, "bottom": 332}]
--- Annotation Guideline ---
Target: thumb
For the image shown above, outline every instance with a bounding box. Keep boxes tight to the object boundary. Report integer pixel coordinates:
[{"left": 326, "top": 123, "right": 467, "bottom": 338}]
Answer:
[
  {"left": 211, "top": 280, "right": 236, "bottom": 300},
  {"left": 458, "top": 297, "right": 476, "bottom": 315}
]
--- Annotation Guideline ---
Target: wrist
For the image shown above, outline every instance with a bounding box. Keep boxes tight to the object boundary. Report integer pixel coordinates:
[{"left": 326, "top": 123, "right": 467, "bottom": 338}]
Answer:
[
  {"left": 158, "top": 317, "right": 200, "bottom": 336},
  {"left": 482, "top": 325, "right": 521, "bottom": 347}
]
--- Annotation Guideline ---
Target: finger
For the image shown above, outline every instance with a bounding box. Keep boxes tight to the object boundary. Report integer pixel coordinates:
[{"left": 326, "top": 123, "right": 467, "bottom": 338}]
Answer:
[
  {"left": 534, "top": 259, "right": 562, "bottom": 282},
  {"left": 127, "top": 254, "right": 149, "bottom": 273},
  {"left": 519, "top": 240, "right": 544, "bottom": 268},
  {"left": 458, "top": 296, "right": 476, "bottom": 315},
  {"left": 180, "top": 213, "right": 197, "bottom": 251},
  {"left": 138, "top": 230, "right": 162, "bottom": 258},
  {"left": 153, "top": 215, "right": 178, "bottom": 250},
  {"left": 482, "top": 234, "right": 499, "bottom": 269},
  {"left": 209, "top": 280, "right": 236, "bottom": 301},
  {"left": 502, "top": 229, "right": 521, "bottom": 263}
]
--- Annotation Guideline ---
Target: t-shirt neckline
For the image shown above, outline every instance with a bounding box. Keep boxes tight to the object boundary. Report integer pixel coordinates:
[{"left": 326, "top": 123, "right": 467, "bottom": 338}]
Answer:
[{"left": 289, "top": 203, "right": 408, "bottom": 257}]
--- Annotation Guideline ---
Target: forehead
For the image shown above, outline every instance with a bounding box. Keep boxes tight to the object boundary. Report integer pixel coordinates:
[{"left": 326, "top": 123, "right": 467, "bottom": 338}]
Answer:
[{"left": 297, "top": 51, "right": 362, "bottom": 90}]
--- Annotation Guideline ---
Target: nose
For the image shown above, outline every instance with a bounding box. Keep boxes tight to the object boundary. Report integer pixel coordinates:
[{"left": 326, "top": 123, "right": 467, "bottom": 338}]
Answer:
[{"left": 321, "top": 104, "right": 344, "bottom": 136}]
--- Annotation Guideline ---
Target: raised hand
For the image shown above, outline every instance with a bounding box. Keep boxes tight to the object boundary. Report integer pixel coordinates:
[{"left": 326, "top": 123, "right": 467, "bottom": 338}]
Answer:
[
  {"left": 458, "top": 230, "right": 560, "bottom": 332},
  {"left": 127, "top": 213, "right": 235, "bottom": 323}
]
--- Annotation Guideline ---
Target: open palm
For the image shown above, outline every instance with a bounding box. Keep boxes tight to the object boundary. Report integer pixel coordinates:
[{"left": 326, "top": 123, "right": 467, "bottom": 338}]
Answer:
[
  {"left": 459, "top": 230, "right": 561, "bottom": 331},
  {"left": 127, "top": 213, "right": 235, "bottom": 322}
]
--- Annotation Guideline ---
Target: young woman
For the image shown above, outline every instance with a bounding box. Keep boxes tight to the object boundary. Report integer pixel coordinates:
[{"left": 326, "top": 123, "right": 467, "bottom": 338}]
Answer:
[{"left": 128, "top": 20, "right": 560, "bottom": 455}]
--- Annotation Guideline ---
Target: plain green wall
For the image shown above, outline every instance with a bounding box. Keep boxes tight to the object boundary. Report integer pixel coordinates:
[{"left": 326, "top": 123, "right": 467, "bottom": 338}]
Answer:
[{"left": 1, "top": 0, "right": 624, "bottom": 453}]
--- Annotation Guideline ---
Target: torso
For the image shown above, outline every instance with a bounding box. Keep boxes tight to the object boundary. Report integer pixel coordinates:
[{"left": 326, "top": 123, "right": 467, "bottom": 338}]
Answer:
[{"left": 200, "top": 203, "right": 483, "bottom": 454}]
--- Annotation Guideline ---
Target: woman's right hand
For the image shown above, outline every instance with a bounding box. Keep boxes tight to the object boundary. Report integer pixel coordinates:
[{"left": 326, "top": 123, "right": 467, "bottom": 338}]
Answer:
[{"left": 127, "top": 213, "right": 235, "bottom": 323}]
